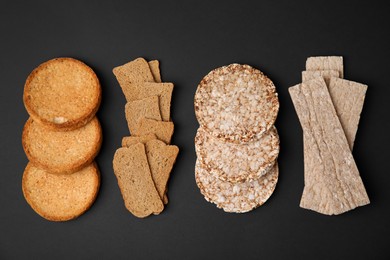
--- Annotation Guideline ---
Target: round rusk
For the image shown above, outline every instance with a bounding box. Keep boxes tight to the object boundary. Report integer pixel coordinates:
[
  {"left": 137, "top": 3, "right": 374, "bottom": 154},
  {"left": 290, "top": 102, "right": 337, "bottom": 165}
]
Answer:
[
  {"left": 195, "top": 126, "right": 279, "bottom": 183},
  {"left": 195, "top": 160, "right": 278, "bottom": 213},
  {"left": 22, "top": 162, "right": 100, "bottom": 221},
  {"left": 194, "top": 63, "right": 279, "bottom": 143}
]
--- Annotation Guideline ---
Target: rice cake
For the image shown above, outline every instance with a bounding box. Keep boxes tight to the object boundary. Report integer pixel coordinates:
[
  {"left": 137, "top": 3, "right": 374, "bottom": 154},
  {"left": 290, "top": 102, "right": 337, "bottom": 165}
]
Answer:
[
  {"left": 302, "top": 70, "right": 339, "bottom": 85},
  {"left": 125, "top": 95, "right": 162, "bottom": 134},
  {"left": 195, "top": 126, "right": 279, "bottom": 183},
  {"left": 133, "top": 118, "right": 174, "bottom": 144},
  {"left": 22, "top": 162, "right": 100, "bottom": 221},
  {"left": 195, "top": 159, "right": 278, "bottom": 213},
  {"left": 194, "top": 64, "right": 279, "bottom": 143},
  {"left": 306, "top": 56, "right": 344, "bottom": 78},
  {"left": 289, "top": 78, "right": 369, "bottom": 215},
  {"left": 149, "top": 60, "right": 162, "bottom": 83}
]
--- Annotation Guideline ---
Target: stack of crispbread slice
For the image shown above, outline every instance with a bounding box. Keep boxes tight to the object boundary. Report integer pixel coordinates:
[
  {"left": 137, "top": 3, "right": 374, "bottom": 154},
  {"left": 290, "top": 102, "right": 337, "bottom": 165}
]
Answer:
[
  {"left": 194, "top": 63, "right": 280, "bottom": 213},
  {"left": 289, "top": 56, "right": 370, "bottom": 215},
  {"left": 22, "top": 58, "right": 102, "bottom": 221},
  {"left": 112, "top": 58, "right": 179, "bottom": 218}
]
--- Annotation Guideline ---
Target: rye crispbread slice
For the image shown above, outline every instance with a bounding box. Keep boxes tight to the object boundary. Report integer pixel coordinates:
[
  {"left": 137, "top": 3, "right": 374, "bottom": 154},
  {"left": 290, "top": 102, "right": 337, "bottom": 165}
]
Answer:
[
  {"left": 194, "top": 64, "right": 279, "bottom": 143},
  {"left": 133, "top": 118, "right": 174, "bottom": 144},
  {"left": 195, "top": 126, "right": 279, "bottom": 183},
  {"left": 125, "top": 96, "right": 162, "bottom": 134},
  {"left": 22, "top": 117, "right": 102, "bottom": 174},
  {"left": 302, "top": 70, "right": 339, "bottom": 85},
  {"left": 122, "top": 134, "right": 157, "bottom": 147},
  {"left": 289, "top": 78, "right": 369, "bottom": 215},
  {"left": 113, "top": 144, "right": 164, "bottom": 218},
  {"left": 22, "top": 162, "right": 100, "bottom": 221},
  {"left": 305, "top": 56, "right": 344, "bottom": 78},
  {"left": 149, "top": 60, "right": 162, "bottom": 83},
  {"left": 195, "top": 160, "right": 278, "bottom": 213},
  {"left": 23, "top": 57, "right": 101, "bottom": 131}
]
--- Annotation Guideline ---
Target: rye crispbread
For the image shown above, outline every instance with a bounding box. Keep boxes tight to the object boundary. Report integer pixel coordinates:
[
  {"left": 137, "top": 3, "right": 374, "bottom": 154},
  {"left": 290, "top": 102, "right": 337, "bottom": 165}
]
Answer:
[
  {"left": 195, "top": 126, "right": 279, "bottom": 183},
  {"left": 149, "top": 60, "right": 162, "bottom": 83},
  {"left": 305, "top": 56, "right": 344, "bottom": 78},
  {"left": 302, "top": 70, "right": 339, "bottom": 85},
  {"left": 122, "top": 134, "right": 157, "bottom": 147},
  {"left": 22, "top": 162, "right": 100, "bottom": 221},
  {"left": 22, "top": 117, "right": 102, "bottom": 174},
  {"left": 125, "top": 96, "right": 162, "bottom": 134},
  {"left": 133, "top": 118, "right": 174, "bottom": 144},
  {"left": 195, "top": 160, "right": 278, "bottom": 213},
  {"left": 194, "top": 64, "right": 279, "bottom": 143},
  {"left": 289, "top": 78, "right": 369, "bottom": 215},
  {"left": 113, "top": 144, "right": 164, "bottom": 218},
  {"left": 23, "top": 57, "right": 101, "bottom": 131}
]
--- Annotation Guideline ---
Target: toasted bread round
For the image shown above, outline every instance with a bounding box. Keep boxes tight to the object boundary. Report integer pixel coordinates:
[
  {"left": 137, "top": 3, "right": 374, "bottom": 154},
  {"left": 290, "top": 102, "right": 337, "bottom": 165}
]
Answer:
[
  {"left": 22, "top": 162, "right": 100, "bottom": 221},
  {"left": 195, "top": 160, "right": 278, "bottom": 213},
  {"left": 194, "top": 64, "right": 279, "bottom": 143},
  {"left": 23, "top": 57, "right": 101, "bottom": 131},
  {"left": 22, "top": 117, "right": 102, "bottom": 174}
]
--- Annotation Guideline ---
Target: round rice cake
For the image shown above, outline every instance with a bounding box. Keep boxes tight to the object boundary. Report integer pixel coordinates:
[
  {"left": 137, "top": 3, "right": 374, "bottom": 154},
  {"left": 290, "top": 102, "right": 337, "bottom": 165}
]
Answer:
[
  {"left": 194, "top": 63, "right": 279, "bottom": 143},
  {"left": 22, "top": 117, "right": 102, "bottom": 174},
  {"left": 195, "top": 126, "right": 279, "bottom": 183},
  {"left": 22, "top": 162, "right": 100, "bottom": 221},
  {"left": 23, "top": 57, "right": 101, "bottom": 131},
  {"left": 195, "top": 159, "right": 278, "bottom": 213}
]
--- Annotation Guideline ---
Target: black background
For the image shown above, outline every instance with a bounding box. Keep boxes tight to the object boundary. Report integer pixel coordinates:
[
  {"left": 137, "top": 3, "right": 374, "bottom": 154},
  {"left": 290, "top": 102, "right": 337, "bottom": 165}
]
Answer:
[{"left": 1, "top": 1, "right": 390, "bottom": 259}]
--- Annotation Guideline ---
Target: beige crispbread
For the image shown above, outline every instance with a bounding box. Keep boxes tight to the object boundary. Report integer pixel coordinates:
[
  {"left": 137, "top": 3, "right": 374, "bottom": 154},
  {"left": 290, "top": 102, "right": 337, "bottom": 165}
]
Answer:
[
  {"left": 133, "top": 118, "right": 174, "bottom": 144},
  {"left": 195, "top": 126, "right": 279, "bottom": 183},
  {"left": 113, "top": 144, "right": 164, "bottom": 218},
  {"left": 149, "top": 60, "right": 162, "bottom": 83},
  {"left": 121, "top": 82, "right": 173, "bottom": 121},
  {"left": 22, "top": 117, "right": 102, "bottom": 174},
  {"left": 194, "top": 64, "right": 279, "bottom": 143},
  {"left": 289, "top": 78, "right": 369, "bottom": 215},
  {"left": 306, "top": 56, "right": 344, "bottom": 78},
  {"left": 23, "top": 57, "right": 101, "bottom": 131},
  {"left": 22, "top": 162, "right": 100, "bottom": 221},
  {"left": 302, "top": 70, "right": 339, "bottom": 85},
  {"left": 195, "top": 160, "right": 278, "bottom": 213},
  {"left": 122, "top": 134, "right": 157, "bottom": 147},
  {"left": 125, "top": 96, "right": 162, "bottom": 134}
]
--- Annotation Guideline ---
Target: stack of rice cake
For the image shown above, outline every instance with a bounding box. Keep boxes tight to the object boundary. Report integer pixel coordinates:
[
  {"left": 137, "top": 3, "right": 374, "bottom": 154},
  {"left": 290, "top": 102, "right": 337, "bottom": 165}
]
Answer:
[
  {"left": 289, "top": 56, "right": 370, "bottom": 215},
  {"left": 194, "top": 64, "right": 280, "bottom": 213},
  {"left": 112, "top": 58, "right": 179, "bottom": 218}
]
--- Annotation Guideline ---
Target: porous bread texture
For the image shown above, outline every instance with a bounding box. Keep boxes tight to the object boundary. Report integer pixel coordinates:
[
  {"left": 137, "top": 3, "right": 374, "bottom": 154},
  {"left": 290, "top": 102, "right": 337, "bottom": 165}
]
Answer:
[
  {"left": 22, "top": 117, "right": 102, "bottom": 174},
  {"left": 289, "top": 78, "right": 369, "bottom": 215},
  {"left": 122, "top": 134, "right": 157, "bottom": 147},
  {"left": 149, "top": 60, "right": 162, "bottom": 83},
  {"left": 125, "top": 95, "right": 162, "bottom": 135},
  {"left": 195, "top": 160, "right": 278, "bottom": 213},
  {"left": 113, "top": 144, "right": 164, "bottom": 218},
  {"left": 306, "top": 56, "right": 344, "bottom": 78},
  {"left": 23, "top": 57, "right": 101, "bottom": 131},
  {"left": 22, "top": 162, "right": 100, "bottom": 222},
  {"left": 194, "top": 63, "right": 279, "bottom": 143},
  {"left": 133, "top": 118, "right": 174, "bottom": 144},
  {"left": 302, "top": 70, "right": 339, "bottom": 85},
  {"left": 195, "top": 126, "right": 279, "bottom": 183}
]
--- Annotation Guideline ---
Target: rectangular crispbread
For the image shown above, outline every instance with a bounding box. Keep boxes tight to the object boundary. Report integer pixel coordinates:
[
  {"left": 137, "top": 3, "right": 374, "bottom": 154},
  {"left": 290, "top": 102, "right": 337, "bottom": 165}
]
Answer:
[
  {"left": 132, "top": 118, "right": 174, "bottom": 144},
  {"left": 289, "top": 77, "right": 369, "bottom": 215},
  {"left": 122, "top": 134, "right": 157, "bottom": 147},
  {"left": 149, "top": 60, "right": 162, "bottom": 83},
  {"left": 306, "top": 56, "right": 344, "bottom": 78},
  {"left": 302, "top": 70, "right": 339, "bottom": 85},
  {"left": 125, "top": 95, "right": 162, "bottom": 134},
  {"left": 113, "top": 144, "right": 164, "bottom": 218}
]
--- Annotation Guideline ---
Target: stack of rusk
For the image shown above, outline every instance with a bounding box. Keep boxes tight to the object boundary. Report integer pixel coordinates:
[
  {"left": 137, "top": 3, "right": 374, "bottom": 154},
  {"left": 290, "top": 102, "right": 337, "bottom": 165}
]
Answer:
[
  {"left": 289, "top": 56, "right": 370, "bottom": 215},
  {"left": 194, "top": 63, "right": 280, "bottom": 213},
  {"left": 22, "top": 58, "right": 102, "bottom": 221},
  {"left": 112, "top": 57, "right": 179, "bottom": 218}
]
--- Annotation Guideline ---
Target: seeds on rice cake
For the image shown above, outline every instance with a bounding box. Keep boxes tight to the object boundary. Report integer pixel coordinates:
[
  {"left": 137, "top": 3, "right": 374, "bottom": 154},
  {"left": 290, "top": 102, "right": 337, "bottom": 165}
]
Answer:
[
  {"left": 195, "top": 126, "right": 279, "bottom": 183},
  {"left": 195, "top": 160, "right": 278, "bottom": 213},
  {"left": 194, "top": 63, "right": 279, "bottom": 143}
]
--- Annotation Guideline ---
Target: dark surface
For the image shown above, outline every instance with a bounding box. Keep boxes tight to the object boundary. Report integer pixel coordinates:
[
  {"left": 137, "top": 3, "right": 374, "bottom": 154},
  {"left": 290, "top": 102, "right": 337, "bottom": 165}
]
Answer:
[{"left": 1, "top": 1, "right": 390, "bottom": 259}]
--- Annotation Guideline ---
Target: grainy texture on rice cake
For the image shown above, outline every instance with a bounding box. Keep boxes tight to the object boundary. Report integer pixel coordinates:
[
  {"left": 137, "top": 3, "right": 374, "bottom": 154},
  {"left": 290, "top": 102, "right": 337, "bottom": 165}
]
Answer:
[
  {"left": 195, "top": 126, "right": 279, "bottom": 183},
  {"left": 149, "top": 60, "right": 162, "bottom": 83},
  {"left": 125, "top": 95, "right": 162, "bottom": 135},
  {"left": 194, "top": 64, "right": 279, "bottom": 143},
  {"left": 195, "top": 160, "right": 278, "bottom": 213},
  {"left": 289, "top": 78, "right": 369, "bottom": 215},
  {"left": 306, "top": 56, "right": 344, "bottom": 78},
  {"left": 302, "top": 70, "right": 339, "bottom": 85}
]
